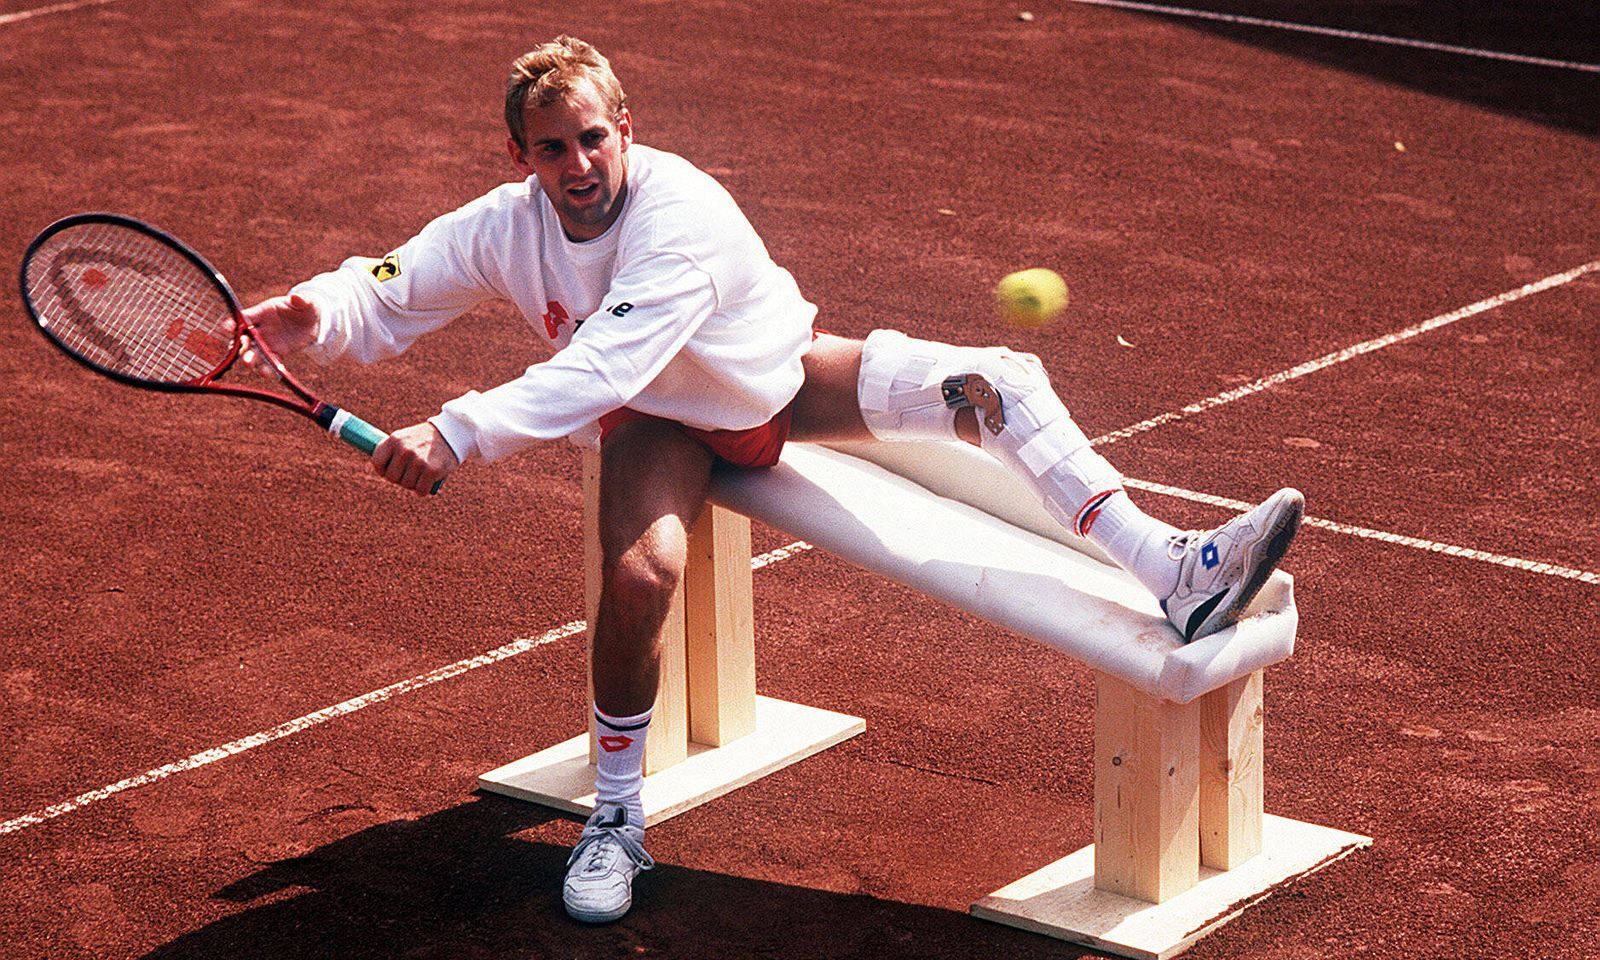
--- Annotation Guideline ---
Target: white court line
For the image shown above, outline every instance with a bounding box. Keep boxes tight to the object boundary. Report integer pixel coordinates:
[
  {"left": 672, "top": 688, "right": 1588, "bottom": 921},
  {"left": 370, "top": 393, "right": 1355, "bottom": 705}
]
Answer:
[
  {"left": 7, "top": 262, "right": 1598, "bottom": 837},
  {"left": 1126, "top": 478, "right": 1600, "bottom": 585},
  {"left": 1093, "top": 260, "right": 1600, "bottom": 446},
  {"left": 0, "top": 622, "right": 588, "bottom": 837},
  {"left": 0, "top": 541, "right": 813, "bottom": 837},
  {"left": 0, "top": 0, "right": 120, "bottom": 27},
  {"left": 1063, "top": 0, "right": 1600, "bottom": 73}
]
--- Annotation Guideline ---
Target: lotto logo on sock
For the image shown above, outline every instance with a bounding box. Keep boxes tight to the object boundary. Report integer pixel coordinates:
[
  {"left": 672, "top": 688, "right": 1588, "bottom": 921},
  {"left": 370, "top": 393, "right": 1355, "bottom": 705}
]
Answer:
[
  {"left": 1201, "top": 542, "right": 1220, "bottom": 570},
  {"left": 598, "top": 734, "right": 634, "bottom": 753}
]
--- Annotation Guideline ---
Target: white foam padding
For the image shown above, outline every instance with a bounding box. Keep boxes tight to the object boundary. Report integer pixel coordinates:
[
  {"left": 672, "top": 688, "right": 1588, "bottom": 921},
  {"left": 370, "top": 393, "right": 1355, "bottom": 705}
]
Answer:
[
  {"left": 823, "top": 439, "right": 1119, "bottom": 565},
  {"left": 708, "top": 443, "right": 1296, "bottom": 704}
]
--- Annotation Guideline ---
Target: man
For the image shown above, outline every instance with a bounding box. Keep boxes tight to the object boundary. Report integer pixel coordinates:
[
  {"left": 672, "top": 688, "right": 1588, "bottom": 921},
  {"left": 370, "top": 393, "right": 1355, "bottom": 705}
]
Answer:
[{"left": 245, "top": 36, "right": 1303, "bottom": 924}]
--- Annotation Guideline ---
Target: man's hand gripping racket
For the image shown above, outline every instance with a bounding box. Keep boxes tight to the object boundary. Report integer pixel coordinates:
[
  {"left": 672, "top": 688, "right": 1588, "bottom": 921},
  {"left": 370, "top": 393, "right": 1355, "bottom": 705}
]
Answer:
[{"left": 19, "top": 213, "right": 451, "bottom": 495}]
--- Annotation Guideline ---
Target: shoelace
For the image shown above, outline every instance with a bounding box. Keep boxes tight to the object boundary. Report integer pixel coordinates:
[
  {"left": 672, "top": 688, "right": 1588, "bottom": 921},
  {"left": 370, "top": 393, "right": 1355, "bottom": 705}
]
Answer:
[
  {"left": 567, "top": 824, "right": 655, "bottom": 874},
  {"left": 1166, "top": 532, "right": 1194, "bottom": 561}
]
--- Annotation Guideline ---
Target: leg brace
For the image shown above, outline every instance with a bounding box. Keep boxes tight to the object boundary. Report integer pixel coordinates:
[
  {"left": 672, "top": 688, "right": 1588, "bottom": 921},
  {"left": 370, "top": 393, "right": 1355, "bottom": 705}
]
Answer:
[{"left": 857, "top": 329, "right": 1123, "bottom": 536}]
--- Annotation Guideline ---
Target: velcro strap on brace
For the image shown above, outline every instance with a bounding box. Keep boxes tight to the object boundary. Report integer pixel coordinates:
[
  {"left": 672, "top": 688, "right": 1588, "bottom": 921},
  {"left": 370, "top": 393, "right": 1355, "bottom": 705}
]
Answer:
[
  {"left": 858, "top": 329, "right": 964, "bottom": 442},
  {"left": 860, "top": 353, "right": 938, "bottom": 414},
  {"left": 1014, "top": 412, "right": 1090, "bottom": 476}
]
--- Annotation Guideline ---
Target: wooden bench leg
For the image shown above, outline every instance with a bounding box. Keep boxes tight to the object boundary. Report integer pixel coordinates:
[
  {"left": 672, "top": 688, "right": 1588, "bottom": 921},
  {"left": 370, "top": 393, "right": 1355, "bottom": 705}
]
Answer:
[
  {"left": 1090, "top": 669, "right": 1263, "bottom": 901},
  {"left": 974, "top": 667, "right": 1370, "bottom": 960},
  {"left": 1200, "top": 670, "right": 1264, "bottom": 870},
  {"left": 684, "top": 503, "right": 758, "bottom": 747},
  {"left": 1093, "top": 672, "right": 1201, "bottom": 903}
]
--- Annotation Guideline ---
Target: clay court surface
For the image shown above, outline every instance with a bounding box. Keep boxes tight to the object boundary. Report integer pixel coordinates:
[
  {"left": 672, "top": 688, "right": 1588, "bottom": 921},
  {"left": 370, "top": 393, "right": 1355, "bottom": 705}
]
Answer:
[{"left": 2, "top": 1, "right": 1596, "bottom": 957}]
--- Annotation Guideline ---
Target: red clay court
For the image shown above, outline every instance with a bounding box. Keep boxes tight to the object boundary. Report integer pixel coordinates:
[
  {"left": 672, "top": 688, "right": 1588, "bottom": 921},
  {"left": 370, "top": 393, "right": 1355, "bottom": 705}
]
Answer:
[{"left": 1, "top": 1, "right": 1596, "bottom": 958}]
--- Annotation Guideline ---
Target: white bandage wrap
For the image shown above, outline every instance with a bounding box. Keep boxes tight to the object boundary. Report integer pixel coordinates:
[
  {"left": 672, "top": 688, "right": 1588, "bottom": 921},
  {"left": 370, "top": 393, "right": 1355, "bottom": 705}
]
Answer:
[
  {"left": 857, "top": 329, "right": 1122, "bottom": 535},
  {"left": 326, "top": 408, "right": 352, "bottom": 439}
]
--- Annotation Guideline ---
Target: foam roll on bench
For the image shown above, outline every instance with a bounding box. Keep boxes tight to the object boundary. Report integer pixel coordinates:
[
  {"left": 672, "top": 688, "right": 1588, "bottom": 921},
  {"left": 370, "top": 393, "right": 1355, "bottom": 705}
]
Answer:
[{"left": 479, "top": 439, "right": 1370, "bottom": 959}]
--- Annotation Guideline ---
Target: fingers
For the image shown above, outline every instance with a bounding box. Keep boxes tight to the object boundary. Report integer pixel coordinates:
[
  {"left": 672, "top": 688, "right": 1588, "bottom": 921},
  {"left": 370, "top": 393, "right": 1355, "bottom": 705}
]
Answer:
[
  {"left": 372, "top": 441, "right": 430, "bottom": 494},
  {"left": 371, "top": 429, "right": 452, "bottom": 495},
  {"left": 241, "top": 294, "right": 319, "bottom": 356}
]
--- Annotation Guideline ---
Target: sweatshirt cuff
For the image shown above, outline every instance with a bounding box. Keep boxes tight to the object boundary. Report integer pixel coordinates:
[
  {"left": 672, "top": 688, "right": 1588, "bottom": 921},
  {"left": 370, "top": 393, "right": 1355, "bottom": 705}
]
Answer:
[{"left": 428, "top": 397, "right": 482, "bottom": 463}]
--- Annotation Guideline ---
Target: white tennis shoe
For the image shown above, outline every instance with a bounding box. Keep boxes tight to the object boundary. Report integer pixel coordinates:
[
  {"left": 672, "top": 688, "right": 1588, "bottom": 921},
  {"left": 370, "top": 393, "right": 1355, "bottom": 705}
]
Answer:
[
  {"left": 1161, "top": 488, "right": 1304, "bottom": 643},
  {"left": 563, "top": 802, "right": 654, "bottom": 924}
]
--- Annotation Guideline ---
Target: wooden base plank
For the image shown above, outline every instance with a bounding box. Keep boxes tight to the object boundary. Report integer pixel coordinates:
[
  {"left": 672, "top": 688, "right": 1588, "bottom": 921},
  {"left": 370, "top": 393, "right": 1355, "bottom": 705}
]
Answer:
[
  {"left": 477, "top": 696, "right": 865, "bottom": 827},
  {"left": 971, "top": 815, "right": 1372, "bottom": 960}
]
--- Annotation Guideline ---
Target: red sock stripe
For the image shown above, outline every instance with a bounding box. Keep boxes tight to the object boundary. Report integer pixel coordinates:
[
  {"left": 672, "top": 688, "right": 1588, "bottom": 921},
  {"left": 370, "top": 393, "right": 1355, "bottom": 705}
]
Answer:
[{"left": 1075, "top": 489, "right": 1120, "bottom": 537}]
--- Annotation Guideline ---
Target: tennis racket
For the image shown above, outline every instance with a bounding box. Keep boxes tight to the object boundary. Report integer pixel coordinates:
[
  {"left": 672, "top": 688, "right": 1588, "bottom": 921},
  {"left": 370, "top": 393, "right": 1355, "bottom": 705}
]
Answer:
[{"left": 19, "top": 212, "right": 440, "bottom": 491}]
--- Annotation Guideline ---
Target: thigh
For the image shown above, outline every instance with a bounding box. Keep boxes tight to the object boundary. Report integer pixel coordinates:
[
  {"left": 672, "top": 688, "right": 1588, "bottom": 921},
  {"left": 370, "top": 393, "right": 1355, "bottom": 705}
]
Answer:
[
  {"left": 598, "top": 416, "right": 716, "bottom": 570},
  {"left": 789, "top": 332, "right": 873, "bottom": 442}
]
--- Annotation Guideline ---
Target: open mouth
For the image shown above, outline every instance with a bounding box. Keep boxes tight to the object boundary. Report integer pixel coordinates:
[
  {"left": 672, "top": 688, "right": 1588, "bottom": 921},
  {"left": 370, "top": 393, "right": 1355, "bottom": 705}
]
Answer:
[{"left": 567, "top": 181, "right": 601, "bottom": 202}]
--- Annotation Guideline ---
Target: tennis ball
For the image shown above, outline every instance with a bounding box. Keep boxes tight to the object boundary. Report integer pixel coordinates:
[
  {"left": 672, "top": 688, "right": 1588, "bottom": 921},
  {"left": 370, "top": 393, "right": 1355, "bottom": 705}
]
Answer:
[{"left": 994, "top": 268, "right": 1069, "bottom": 327}]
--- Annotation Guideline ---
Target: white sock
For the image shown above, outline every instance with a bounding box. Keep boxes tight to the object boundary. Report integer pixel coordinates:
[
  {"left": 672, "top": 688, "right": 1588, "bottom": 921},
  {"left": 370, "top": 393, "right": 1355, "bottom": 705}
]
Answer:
[
  {"left": 594, "top": 705, "right": 650, "bottom": 827},
  {"left": 1086, "top": 492, "right": 1182, "bottom": 599}
]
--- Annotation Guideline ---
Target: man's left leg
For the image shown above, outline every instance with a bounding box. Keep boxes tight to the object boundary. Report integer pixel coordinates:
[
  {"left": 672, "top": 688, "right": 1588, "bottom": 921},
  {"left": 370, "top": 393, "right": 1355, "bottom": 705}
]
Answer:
[
  {"left": 564, "top": 417, "right": 715, "bottom": 923},
  {"left": 793, "top": 331, "right": 1303, "bottom": 643}
]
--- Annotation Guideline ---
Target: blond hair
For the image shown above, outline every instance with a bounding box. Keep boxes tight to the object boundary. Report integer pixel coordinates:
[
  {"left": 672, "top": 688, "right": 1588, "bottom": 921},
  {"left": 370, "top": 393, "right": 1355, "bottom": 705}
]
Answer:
[{"left": 505, "top": 36, "right": 626, "bottom": 149}]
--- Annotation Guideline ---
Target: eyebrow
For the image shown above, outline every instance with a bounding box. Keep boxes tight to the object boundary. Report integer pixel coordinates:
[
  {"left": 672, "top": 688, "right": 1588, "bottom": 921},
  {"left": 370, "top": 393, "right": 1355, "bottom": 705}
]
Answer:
[{"left": 531, "top": 125, "right": 609, "bottom": 149}]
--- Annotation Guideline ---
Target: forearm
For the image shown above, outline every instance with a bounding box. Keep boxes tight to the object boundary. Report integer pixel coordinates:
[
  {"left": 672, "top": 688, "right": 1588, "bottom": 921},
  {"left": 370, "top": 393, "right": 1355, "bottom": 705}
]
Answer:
[
  {"left": 289, "top": 200, "right": 503, "bottom": 365},
  {"left": 429, "top": 341, "right": 633, "bottom": 463}
]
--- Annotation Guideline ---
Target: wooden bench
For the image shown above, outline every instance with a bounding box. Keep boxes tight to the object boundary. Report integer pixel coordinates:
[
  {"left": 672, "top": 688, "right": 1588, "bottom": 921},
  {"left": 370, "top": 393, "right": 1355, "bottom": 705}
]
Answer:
[{"left": 480, "top": 439, "right": 1369, "bottom": 959}]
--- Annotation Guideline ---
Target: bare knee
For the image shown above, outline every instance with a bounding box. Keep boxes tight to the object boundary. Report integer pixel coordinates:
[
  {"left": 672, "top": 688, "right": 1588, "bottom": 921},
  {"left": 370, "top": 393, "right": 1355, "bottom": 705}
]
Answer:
[
  {"left": 954, "top": 407, "right": 981, "bottom": 445},
  {"left": 599, "top": 523, "right": 688, "bottom": 644}
]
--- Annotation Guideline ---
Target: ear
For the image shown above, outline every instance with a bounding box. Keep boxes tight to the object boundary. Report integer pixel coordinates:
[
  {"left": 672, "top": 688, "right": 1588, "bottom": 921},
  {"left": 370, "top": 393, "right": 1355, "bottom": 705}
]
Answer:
[
  {"left": 616, "top": 107, "right": 633, "bottom": 152},
  {"left": 506, "top": 136, "right": 535, "bottom": 177}
]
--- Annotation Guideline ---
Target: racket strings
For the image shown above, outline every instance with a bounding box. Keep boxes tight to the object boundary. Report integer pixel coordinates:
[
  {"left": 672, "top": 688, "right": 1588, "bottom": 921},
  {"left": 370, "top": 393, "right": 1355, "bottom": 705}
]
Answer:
[{"left": 25, "top": 222, "right": 237, "bottom": 385}]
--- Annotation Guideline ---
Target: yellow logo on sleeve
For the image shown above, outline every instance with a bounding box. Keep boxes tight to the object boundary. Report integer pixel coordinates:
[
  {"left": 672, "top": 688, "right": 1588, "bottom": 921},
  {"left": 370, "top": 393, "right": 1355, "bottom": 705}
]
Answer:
[{"left": 370, "top": 254, "right": 401, "bottom": 282}]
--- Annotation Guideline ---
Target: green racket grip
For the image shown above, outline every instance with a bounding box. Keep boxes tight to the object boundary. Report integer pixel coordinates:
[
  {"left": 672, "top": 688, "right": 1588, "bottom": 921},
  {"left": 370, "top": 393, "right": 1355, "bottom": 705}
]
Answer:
[
  {"left": 324, "top": 408, "right": 445, "bottom": 495},
  {"left": 334, "top": 413, "right": 387, "bottom": 454}
]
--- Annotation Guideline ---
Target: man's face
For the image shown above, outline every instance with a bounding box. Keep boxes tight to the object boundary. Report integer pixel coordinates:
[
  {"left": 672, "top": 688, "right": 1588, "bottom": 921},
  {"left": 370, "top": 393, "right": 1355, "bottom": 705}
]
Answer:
[{"left": 508, "top": 78, "right": 631, "bottom": 242}]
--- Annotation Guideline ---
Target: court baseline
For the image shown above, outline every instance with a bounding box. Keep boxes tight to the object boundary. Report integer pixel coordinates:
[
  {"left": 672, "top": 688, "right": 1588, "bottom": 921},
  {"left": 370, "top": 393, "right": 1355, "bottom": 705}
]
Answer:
[{"left": 0, "top": 0, "right": 120, "bottom": 28}]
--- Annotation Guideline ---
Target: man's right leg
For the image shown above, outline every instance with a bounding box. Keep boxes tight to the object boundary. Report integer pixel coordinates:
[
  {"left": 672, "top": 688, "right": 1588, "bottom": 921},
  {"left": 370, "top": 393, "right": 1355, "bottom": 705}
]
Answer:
[
  {"left": 565, "top": 417, "right": 714, "bottom": 923},
  {"left": 850, "top": 329, "right": 1303, "bottom": 643}
]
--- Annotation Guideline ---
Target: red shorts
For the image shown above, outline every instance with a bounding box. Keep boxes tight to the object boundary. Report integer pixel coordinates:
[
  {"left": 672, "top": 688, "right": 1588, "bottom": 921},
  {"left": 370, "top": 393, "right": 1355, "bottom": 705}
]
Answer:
[
  {"left": 598, "top": 404, "right": 795, "bottom": 468},
  {"left": 599, "top": 330, "right": 825, "bottom": 468}
]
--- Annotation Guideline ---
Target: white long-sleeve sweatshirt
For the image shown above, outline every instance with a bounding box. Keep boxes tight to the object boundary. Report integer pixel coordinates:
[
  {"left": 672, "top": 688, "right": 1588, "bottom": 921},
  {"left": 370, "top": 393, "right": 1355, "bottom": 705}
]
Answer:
[{"left": 290, "top": 145, "right": 818, "bottom": 463}]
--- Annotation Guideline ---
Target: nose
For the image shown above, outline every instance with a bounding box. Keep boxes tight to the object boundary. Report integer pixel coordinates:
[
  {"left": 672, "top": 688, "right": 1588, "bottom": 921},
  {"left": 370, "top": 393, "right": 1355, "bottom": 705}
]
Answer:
[{"left": 567, "top": 145, "right": 593, "bottom": 178}]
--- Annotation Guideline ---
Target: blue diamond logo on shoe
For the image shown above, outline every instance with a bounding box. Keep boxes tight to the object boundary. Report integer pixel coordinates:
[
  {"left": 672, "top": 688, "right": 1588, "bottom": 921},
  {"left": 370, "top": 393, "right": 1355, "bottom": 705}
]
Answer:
[{"left": 1201, "top": 542, "right": 1220, "bottom": 570}]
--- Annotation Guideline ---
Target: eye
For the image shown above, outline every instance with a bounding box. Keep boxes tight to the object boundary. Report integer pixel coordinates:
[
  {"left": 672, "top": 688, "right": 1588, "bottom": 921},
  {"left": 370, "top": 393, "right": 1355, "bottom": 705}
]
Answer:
[
  {"left": 539, "top": 142, "right": 564, "bottom": 158},
  {"left": 581, "top": 130, "right": 607, "bottom": 149}
]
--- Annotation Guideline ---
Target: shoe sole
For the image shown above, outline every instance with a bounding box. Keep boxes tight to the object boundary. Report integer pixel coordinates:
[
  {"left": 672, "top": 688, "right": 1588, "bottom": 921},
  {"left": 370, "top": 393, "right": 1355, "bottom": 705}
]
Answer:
[
  {"left": 565, "top": 900, "right": 631, "bottom": 924},
  {"left": 1193, "top": 489, "right": 1303, "bottom": 642}
]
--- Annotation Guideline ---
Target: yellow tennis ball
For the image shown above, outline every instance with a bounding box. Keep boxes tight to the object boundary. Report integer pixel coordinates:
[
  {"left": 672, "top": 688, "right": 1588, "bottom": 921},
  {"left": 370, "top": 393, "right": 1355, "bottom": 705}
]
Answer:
[{"left": 994, "top": 268, "right": 1069, "bottom": 327}]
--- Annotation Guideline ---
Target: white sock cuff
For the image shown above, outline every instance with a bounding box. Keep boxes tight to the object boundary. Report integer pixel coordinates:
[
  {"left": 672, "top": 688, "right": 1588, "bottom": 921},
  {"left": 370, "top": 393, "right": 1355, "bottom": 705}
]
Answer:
[
  {"left": 593, "top": 704, "right": 651, "bottom": 815},
  {"left": 595, "top": 706, "right": 653, "bottom": 732}
]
